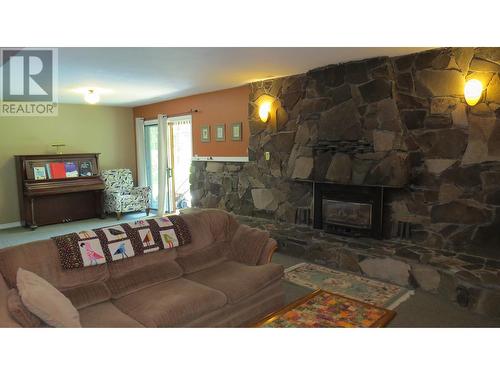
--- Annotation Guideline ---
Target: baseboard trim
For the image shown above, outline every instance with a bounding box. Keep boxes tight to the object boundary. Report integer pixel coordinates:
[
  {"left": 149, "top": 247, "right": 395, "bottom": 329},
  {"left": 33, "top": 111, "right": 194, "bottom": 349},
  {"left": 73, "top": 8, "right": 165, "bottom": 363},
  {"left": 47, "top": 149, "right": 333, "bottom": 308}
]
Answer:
[{"left": 0, "top": 221, "right": 21, "bottom": 230}]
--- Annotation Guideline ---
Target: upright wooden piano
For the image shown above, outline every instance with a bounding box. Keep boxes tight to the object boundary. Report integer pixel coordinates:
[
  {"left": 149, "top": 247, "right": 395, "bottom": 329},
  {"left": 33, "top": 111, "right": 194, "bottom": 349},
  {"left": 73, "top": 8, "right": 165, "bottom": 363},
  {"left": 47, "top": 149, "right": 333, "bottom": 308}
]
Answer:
[{"left": 15, "top": 153, "right": 106, "bottom": 229}]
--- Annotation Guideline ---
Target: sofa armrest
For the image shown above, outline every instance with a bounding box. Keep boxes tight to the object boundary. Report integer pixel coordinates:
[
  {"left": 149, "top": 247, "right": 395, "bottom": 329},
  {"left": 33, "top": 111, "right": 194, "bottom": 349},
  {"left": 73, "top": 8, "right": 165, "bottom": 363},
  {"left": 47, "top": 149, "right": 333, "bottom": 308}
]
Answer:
[
  {"left": 257, "top": 238, "right": 278, "bottom": 265},
  {"left": 229, "top": 224, "right": 270, "bottom": 266},
  {"left": 0, "top": 272, "right": 21, "bottom": 328}
]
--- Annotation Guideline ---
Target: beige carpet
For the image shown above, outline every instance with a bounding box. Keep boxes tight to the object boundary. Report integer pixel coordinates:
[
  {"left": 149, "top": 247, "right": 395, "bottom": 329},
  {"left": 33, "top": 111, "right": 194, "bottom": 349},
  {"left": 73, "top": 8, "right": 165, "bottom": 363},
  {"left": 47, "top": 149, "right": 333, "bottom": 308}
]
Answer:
[{"left": 0, "top": 212, "right": 149, "bottom": 249}]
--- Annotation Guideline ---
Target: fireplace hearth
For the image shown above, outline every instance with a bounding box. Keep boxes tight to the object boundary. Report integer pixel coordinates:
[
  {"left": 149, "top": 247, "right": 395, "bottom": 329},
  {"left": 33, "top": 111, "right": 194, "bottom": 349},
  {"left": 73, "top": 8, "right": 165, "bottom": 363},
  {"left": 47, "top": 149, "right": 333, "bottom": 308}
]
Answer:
[{"left": 313, "top": 182, "right": 386, "bottom": 239}]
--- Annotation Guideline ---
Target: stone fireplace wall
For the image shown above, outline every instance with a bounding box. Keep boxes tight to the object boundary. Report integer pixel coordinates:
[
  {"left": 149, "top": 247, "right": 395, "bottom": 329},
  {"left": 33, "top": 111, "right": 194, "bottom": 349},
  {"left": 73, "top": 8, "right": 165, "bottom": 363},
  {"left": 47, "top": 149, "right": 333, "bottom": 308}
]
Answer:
[{"left": 190, "top": 47, "right": 500, "bottom": 260}]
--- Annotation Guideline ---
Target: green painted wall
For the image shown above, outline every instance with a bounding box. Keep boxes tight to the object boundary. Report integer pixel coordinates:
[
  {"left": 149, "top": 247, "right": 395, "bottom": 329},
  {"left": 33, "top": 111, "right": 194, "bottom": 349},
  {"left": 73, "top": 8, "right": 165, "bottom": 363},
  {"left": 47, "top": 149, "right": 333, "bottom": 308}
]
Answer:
[{"left": 0, "top": 104, "right": 135, "bottom": 224}]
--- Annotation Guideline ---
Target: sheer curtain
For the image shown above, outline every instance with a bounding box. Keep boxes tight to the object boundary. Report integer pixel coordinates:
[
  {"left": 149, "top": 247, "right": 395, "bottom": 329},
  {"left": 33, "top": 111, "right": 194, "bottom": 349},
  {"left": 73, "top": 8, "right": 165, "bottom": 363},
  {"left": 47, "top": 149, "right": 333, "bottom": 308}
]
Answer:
[
  {"left": 168, "top": 116, "right": 193, "bottom": 209},
  {"left": 157, "top": 114, "right": 168, "bottom": 215},
  {"left": 134, "top": 117, "right": 147, "bottom": 187}
]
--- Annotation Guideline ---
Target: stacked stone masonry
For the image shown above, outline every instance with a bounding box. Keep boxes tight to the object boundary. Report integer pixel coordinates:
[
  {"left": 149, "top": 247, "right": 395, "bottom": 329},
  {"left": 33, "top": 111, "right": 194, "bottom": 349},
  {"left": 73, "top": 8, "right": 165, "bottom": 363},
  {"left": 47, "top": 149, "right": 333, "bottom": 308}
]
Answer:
[{"left": 191, "top": 47, "right": 500, "bottom": 261}]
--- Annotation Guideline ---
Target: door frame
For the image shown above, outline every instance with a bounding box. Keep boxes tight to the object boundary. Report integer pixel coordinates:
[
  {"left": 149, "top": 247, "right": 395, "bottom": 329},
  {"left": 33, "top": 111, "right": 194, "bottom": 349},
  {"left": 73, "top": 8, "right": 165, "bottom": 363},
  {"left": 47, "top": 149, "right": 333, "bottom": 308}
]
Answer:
[{"left": 141, "top": 116, "right": 193, "bottom": 214}]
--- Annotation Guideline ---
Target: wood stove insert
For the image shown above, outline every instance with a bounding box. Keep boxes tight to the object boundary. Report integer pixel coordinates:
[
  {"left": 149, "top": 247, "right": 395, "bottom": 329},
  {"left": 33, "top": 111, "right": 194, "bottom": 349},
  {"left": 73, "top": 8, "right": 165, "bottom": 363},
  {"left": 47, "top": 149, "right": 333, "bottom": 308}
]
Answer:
[{"left": 313, "top": 182, "right": 386, "bottom": 239}]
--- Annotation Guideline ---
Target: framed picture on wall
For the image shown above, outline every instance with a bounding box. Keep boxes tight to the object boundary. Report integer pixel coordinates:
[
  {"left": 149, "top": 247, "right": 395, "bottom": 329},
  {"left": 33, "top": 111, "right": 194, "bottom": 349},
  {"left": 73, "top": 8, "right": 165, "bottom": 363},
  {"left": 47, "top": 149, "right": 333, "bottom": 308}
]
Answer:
[
  {"left": 200, "top": 125, "right": 210, "bottom": 143},
  {"left": 231, "top": 122, "right": 242, "bottom": 141},
  {"left": 215, "top": 124, "right": 225, "bottom": 142}
]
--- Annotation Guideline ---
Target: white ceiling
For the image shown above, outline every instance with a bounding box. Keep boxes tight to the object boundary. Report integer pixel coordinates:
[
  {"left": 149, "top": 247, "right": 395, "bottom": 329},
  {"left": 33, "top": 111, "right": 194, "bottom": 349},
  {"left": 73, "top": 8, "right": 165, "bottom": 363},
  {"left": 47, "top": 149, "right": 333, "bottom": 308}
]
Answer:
[{"left": 57, "top": 47, "right": 431, "bottom": 107}]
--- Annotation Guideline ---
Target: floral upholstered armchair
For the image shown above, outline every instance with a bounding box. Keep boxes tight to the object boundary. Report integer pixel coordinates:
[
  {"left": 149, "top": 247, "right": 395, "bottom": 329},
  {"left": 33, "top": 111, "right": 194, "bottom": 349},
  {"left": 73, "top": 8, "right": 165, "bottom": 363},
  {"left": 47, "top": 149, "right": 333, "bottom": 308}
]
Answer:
[{"left": 101, "top": 169, "right": 151, "bottom": 219}]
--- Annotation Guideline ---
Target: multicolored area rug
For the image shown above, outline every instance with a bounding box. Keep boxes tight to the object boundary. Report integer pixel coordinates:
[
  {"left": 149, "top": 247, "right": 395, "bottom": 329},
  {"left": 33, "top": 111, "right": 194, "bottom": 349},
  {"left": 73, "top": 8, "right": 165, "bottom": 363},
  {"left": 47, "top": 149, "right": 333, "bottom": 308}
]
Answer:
[
  {"left": 284, "top": 263, "right": 413, "bottom": 309},
  {"left": 255, "top": 290, "right": 395, "bottom": 328}
]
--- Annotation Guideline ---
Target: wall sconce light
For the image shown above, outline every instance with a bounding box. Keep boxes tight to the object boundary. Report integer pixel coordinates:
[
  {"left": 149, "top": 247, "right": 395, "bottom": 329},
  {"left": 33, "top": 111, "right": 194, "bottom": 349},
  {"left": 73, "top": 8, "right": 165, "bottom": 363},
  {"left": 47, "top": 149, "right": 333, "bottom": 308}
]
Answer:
[
  {"left": 257, "top": 94, "right": 276, "bottom": 123},
  {"left": 259, "top": 101, "right": 272, "bottom": 123},
  {"left": 464, "top": 79, "right": 483, "bottom": 106}
]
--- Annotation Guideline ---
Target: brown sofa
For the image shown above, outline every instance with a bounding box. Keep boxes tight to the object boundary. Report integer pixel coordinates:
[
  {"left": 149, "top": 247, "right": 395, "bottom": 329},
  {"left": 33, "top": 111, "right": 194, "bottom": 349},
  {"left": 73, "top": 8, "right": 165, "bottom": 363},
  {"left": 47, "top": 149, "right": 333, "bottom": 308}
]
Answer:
[{"left": 0, "top": 210, "right": 285, "bottom": 327}]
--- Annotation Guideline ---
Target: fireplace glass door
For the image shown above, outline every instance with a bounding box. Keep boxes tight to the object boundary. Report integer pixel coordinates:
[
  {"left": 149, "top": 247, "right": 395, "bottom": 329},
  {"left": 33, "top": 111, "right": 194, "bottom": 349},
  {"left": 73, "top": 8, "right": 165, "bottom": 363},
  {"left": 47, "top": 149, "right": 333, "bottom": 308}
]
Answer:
[{"left": 322, "top": 199, "right": 372, "bottom": 229}]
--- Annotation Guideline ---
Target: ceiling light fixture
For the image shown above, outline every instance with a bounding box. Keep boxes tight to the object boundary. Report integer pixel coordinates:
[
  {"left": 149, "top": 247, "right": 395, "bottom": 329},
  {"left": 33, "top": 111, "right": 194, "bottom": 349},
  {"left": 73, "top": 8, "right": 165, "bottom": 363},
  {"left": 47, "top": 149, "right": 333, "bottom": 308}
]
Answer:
[{"left": 84, "top": 89, "right": 100, "bottom": 105}]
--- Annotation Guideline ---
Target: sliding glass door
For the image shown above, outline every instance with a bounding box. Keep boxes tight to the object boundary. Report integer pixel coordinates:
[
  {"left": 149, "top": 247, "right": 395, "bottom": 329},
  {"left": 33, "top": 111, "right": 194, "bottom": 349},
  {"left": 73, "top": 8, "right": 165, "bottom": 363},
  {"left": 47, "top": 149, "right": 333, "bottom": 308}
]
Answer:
[{"left": 142, "top": 116, "right": 192, "bottom": 213}]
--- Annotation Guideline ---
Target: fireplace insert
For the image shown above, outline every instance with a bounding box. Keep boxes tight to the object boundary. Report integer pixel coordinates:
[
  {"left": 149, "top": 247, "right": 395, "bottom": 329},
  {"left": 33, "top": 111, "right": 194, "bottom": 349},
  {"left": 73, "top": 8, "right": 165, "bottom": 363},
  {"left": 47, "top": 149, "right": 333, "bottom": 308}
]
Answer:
[
  {"left": 322, "top": 199, "right": 372, "bottom": 229},
  {"left": 313, "top": 182, "right": 385, "bottom": 239}
]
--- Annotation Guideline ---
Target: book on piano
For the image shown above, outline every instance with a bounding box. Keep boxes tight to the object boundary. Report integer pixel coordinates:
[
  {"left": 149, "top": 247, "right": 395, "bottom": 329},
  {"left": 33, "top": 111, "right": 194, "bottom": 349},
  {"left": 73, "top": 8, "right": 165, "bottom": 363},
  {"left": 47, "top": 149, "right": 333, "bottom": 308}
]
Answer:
[
  {"left": 33, "top": 167, "right": 47, "bottom": 180},
  {"left": 79, "top": 161, "right": 93, "bottom": 176},
  {"left": 64, "top": 162, "right": 79, "bottom": 178},
  {"left": 45, "top": 163, "right": 52, "bottom": 178},
  {"left": 49, "top": 162, "right": 66, "bottom": 179}
]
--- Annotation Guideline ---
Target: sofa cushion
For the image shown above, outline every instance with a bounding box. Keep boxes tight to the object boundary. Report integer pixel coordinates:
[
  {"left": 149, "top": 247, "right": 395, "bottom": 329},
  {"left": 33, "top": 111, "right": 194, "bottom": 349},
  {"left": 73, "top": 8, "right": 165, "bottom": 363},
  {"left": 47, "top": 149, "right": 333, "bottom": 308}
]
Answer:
[
  {"left": 106, "top": 253, "right": 183, "bottom": 298},
  {"left": 17, "top": 268, "right": 81, "bottom": 328},
  {"left": 0, "top": 239, "right": 109, "bottom": 291},
  {"left": 6, "top": 288, "right": 43, "bottom": 328},
  {"left": 200, "top": 209, "right": 239, "bottom": 242},
  {"left": 175, "top": 241, "right": 229, "bottom": 274},
  {"left": 79, "top": 301, "right": 144, "bottom": 328},
  {"left": 178, "top": 210, "right": 239, "bottom": 255},
  {"left": 113, "top": 278, "right": 227, "bottom": 327},
  {"left": 185, "top": 261, "right": 284, "bottom": 304},
  {"left": 183, "top": 281, "right": 285, "bottom": 327},
  {"left": 176, "top": 211, "right": 215, "bottom": 252},
  {"left": 62, "top": 282, "right": 112, "bottom": 309}
]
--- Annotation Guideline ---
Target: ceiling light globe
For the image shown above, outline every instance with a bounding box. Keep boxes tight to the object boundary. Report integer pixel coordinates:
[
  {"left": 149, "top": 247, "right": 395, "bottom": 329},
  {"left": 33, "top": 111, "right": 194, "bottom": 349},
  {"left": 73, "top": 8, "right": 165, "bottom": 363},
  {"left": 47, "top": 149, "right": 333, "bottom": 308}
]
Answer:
[{"left": 84, "top": 90, "right": 100, "bottom": 105}]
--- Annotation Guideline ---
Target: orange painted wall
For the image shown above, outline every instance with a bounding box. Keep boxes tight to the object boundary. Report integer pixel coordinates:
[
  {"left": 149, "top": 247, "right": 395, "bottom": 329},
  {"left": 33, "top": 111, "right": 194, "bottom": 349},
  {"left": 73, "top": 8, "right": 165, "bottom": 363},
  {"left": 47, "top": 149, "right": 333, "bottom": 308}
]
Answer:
[{"left": 133, "top": 85, "right": 250, "bottom": 157}]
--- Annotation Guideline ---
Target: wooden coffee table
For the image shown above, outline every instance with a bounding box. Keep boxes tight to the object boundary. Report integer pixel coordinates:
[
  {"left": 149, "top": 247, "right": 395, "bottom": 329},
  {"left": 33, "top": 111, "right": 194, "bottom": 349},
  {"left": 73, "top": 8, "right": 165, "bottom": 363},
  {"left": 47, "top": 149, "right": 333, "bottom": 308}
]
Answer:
[{"left": 253, "top": 289, "right": 396, "bottom": 328}]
